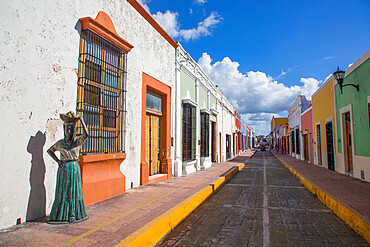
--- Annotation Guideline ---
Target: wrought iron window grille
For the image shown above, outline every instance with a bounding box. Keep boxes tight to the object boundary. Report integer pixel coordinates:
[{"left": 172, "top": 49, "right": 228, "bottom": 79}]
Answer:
[
  {"left": 182, "top": 104, "right": 196, "bottom": 162},
  {"left": 200, "top": 112, "right": 210, "bottom": 157},
  {"left": 76, "top": 29, "right": 127, "bottom": 155}
]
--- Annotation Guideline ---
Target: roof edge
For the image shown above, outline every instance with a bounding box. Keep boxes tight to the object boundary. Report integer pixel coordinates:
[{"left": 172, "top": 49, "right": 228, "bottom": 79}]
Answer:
[
  {"left": 127, "top": 0, "right": 178, "bottom": 49},
  {"left": 345, "top": 49, "right": 370, "bottom": 77}
]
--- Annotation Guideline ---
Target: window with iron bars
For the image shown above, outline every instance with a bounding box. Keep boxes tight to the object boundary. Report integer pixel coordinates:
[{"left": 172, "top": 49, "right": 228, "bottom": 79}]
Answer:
[
  {"left": 182, "top": 104, "right": 196, "bottom": 161},
  {"left": 76, "top": 29, "right": 127, "bottom": 155},
  {"left": 200, "top": 112, "right": 209, "bottom": 157}
]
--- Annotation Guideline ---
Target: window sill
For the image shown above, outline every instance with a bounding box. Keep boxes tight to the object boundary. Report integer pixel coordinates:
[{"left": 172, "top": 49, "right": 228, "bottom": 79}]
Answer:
[{"left": 79, "top": 153, "right": 126, "bottom": 163}]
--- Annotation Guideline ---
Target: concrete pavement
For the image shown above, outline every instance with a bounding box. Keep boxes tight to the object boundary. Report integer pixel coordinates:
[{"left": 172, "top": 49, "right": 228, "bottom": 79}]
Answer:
[
  {"left": 159, "top": 151, "right": 368, "bottom": 246},
  {"left": 271, "top": 149, "right": 370, "bottom": 243},
  {"left": 0, "top": 150, "right": 255, "bottom": 247}
]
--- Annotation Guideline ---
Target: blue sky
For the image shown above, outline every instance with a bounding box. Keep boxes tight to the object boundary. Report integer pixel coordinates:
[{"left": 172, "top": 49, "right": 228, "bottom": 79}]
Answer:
[{"left": 138, "top": 0, "right": 370, "bottom": 135}]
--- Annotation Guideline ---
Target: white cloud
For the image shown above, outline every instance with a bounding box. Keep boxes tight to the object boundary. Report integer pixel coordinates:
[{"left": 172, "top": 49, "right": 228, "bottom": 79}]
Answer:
[
  {"left": 323, "top": 56, "right": 335, "bottom": 60},
  {"left": 180, "top": 12, "right": 222, "bottom": 41},
  {"left": 275, "top": 66, "right": 297, "bottom": 79},
  {"left": 194, "top": 0, "right": 207, "bottom": 4},
  {"left": 348, "top": 63, "right": 353, "bottom": 68},
  {"left": 324, "top": 73, "right": 332, "bottom": 82},
  {"left": 299, "top": 78, "right": 321, "bottom": 100},
  {"left": 138, "top": 0, "right": 221, "bottom": 41},
  {"left": 198, "top": 53, "right": 321, "bottom": 135},
  {"left": 242, "top": 113, "right": 275, "bottom": 135},
  {"left": 153, "top": 10, "right": 222, "bottom": 41},
  {"left": 152, "top": 10, "right": 180, "bottom": 38},
  {"left": 137, "top": 0, "right": 151, "bottom": 13},
  {"left": 276, "top": 69, "right": 286, "bottom": 79}
]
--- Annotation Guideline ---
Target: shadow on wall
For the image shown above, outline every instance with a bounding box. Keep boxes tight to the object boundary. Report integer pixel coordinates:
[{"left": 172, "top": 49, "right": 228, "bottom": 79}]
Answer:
[{"left": 26, "top": 131, "right": 46, "bottom": 222}]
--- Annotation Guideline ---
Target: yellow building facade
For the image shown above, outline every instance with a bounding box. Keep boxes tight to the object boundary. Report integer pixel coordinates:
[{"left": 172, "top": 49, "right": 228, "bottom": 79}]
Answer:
[
  {"left": 271, "top": 117, "right": 289, "bottom": 132},
  {"left": 312, "top": 76, "right": 337, "bottom": 171},
  {"left": 270, "top": 116, "right": 288, "bottom": 151}
]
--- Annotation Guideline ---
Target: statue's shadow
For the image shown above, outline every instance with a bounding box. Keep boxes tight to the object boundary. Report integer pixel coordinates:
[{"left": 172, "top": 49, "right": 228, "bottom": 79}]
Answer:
[{"left": 26, "top": 131, "right": 47, "bottom": 222}]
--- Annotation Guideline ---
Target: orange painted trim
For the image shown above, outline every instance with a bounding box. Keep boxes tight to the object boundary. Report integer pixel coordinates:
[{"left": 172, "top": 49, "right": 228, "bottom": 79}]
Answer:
[
  {"left": 79, "top": 11, "right": 134, "bottom": 53},
  {"left": 141, "top": 72, "right": 172, "bottom": 185},
  {"left": 126, "top": 0, "right": 178, "bottom": 49},
  {"left": 79, "top": 152, "right": 126, "bottom": 163}
]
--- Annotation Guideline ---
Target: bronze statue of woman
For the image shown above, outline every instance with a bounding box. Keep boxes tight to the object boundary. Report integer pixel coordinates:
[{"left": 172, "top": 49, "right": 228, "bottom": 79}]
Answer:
[{"left": 47, "top": 112, "right": 89, "bottom": 224}]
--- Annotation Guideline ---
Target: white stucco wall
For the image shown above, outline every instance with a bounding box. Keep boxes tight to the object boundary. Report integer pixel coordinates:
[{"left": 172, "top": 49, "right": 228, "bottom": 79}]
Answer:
[
  {"left": 0, "top": 0, "right": 175, "bottom": 229},
  {"left": 216, "top": 91, "right": 235, "bottom": 161}
]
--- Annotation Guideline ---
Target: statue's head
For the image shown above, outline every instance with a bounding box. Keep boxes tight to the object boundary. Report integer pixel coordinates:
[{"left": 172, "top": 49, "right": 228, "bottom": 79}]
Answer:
[{"left": 63, "top": 122, "right": 76, "bottom": 141}]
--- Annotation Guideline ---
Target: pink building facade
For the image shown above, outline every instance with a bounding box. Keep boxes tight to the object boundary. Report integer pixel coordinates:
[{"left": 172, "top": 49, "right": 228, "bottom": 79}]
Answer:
[{"left": 301, "top": 106, "right": 314, "bottom": 164}]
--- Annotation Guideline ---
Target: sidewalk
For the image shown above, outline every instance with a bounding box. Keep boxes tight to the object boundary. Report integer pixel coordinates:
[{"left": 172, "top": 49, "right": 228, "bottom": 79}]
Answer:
[
  {"left": 0, "top": 150, "right": 255, "bottom": 247},
  {"left": 270, "top": 149, "right": 370, "bottom": 243}
]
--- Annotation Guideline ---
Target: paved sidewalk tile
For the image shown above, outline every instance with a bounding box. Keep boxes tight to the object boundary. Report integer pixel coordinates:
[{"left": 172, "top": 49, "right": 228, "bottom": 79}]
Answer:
[
  {"left": 271, "top": 150, "right": 370, "bottom": 221},
  {"left": 0, "top": 150, "right": 255, "bottom": 247}
]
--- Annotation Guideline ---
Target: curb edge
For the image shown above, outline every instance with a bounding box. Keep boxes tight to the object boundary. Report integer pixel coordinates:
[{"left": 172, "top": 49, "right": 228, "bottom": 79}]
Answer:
[{"left": 116, "top": 163, "right": 245, "bottom": 247}]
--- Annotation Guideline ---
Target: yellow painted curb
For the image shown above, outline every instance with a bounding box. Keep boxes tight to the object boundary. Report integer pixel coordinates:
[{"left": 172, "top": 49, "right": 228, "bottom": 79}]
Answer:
[
  {"left": 116, "top": 163, "right": 245, "bottom": 247},
  {"left": 249, "top": 151, "right": 256, "bottom": 159},
  {"left": 271, "top": 152, "right": 370, "bottom": 244}
]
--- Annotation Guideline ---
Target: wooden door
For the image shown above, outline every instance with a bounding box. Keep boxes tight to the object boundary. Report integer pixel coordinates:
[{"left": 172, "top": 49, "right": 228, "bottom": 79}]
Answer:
[
  {"left": 146, "top": 114, "right": 161, "bottom": 176},
  {"left": 344, "top": 112, "right": 353, "bottom": 173},
  {"left": 316, "top": 125, "right": 322, "bottom": 165},
  {"left": 226, "top": 135, "right": 231, "bottom": 159},
  {"left": 211, "top": 122, "right": 217, "bottom": 162},
  {"left": 303, "top": 134, "right": 309, "bottom": 161},
  {"left": 326, "top": 122, "right": 335, "bottom": 170}
]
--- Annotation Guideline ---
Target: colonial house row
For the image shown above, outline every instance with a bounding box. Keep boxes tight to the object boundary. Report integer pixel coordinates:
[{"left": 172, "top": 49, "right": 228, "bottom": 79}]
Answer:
[
  {"left": 270, "top": 50, "right": 370, "bottom": 182},
  {"left": 0, "top": 0, "right": 252, "bottom": 229},
  {"left": 270, "top": 116, "right": 289, "bottom": 153},
  {"left": 174, "top": 44, "right": 251, "bottom": 176}
]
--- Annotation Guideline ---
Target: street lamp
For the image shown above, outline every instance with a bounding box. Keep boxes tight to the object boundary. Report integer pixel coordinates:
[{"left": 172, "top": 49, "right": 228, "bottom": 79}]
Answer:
[{"left": 333, "top": 67, "right": 359, "bottom": 94}]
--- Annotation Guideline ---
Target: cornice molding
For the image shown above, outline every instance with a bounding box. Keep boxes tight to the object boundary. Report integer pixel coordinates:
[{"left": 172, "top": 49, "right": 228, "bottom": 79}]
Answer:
[{"left": 79, "top": 11, "right": 134, "bottom": 53}]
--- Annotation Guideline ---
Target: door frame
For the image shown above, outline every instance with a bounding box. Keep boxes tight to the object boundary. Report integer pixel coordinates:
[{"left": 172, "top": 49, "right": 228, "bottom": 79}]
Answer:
[
  {"left": 315, "top": 121, "right": 322, "bottom": 166},
  {"left": 226, "top": 134, "right": 231, "bottom": 159},
  {"left": 141, "top": 73, "right": 172, "bottom": 185},
  {"left": 211, "top": 120, "right": 217, "bottom": 162},
  {"left": 325, "top": 121, "right": 335, "bottom": 170},
  {"left": 340, "top": 104, "right": 355, "bottom": 174}
]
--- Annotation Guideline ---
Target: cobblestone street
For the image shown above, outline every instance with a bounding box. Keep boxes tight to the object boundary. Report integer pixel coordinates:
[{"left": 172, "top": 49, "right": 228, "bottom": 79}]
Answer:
[{"left": 158, "top": 151, "right": 368, "bottom": 247}]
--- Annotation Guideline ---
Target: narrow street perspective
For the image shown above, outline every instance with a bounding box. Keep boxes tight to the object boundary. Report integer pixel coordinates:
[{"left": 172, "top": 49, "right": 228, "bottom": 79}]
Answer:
[
  {"left": 1, "top": 0, "right": 369, "bottom": 246},
  {"left": 159, "top": 151, "right": 368, "bottom": 247}
]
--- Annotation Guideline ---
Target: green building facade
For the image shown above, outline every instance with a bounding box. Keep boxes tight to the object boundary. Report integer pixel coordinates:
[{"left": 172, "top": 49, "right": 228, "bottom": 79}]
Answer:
[{"left": 334, "top": 50, "right": 370, "bottom": 181}]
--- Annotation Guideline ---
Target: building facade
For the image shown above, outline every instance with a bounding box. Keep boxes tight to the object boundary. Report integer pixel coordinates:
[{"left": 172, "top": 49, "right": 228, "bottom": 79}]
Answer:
[
  {"left": 174, "top": 44, "right": 219, "bottom": 176},
  {"left": 217, "top": 91, "right": 237, "bottom": 162},
  {"left": 301, "top": 106, "right": 314, "bottom": 164},
  {"left": 334, "top": 50, "right": 370, "bottom": 181},
  {"left": 312, "top": 76, "right": 337, "bottom": 170},
  {"left": 270, "top": 116, "right": 289, "bottom": 152},
  {"left": 0, "top": 0, "right": 178, "bottom": 229},
  {"left": 0, "top": 0, "right": 254, "bottom": 230},
  {"left": 288, "top": 95, "right": 311, "bottom": 160}
]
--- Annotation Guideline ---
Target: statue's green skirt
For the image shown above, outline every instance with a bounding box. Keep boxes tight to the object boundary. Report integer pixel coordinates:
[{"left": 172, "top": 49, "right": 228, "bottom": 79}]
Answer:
[{"left": 49, "top": 160, "right": 88, "bottom": 223}]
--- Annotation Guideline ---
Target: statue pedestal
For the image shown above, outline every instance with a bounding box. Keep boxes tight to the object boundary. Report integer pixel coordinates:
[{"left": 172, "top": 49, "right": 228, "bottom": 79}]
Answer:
[{"left": 78, "top": 153, "right": 126, "bottom": 206}]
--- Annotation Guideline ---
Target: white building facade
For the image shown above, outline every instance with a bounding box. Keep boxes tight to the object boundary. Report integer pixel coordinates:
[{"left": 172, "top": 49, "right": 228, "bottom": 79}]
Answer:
[{"left": 0, "top": 0, "right": 176, "bottom": 229}]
